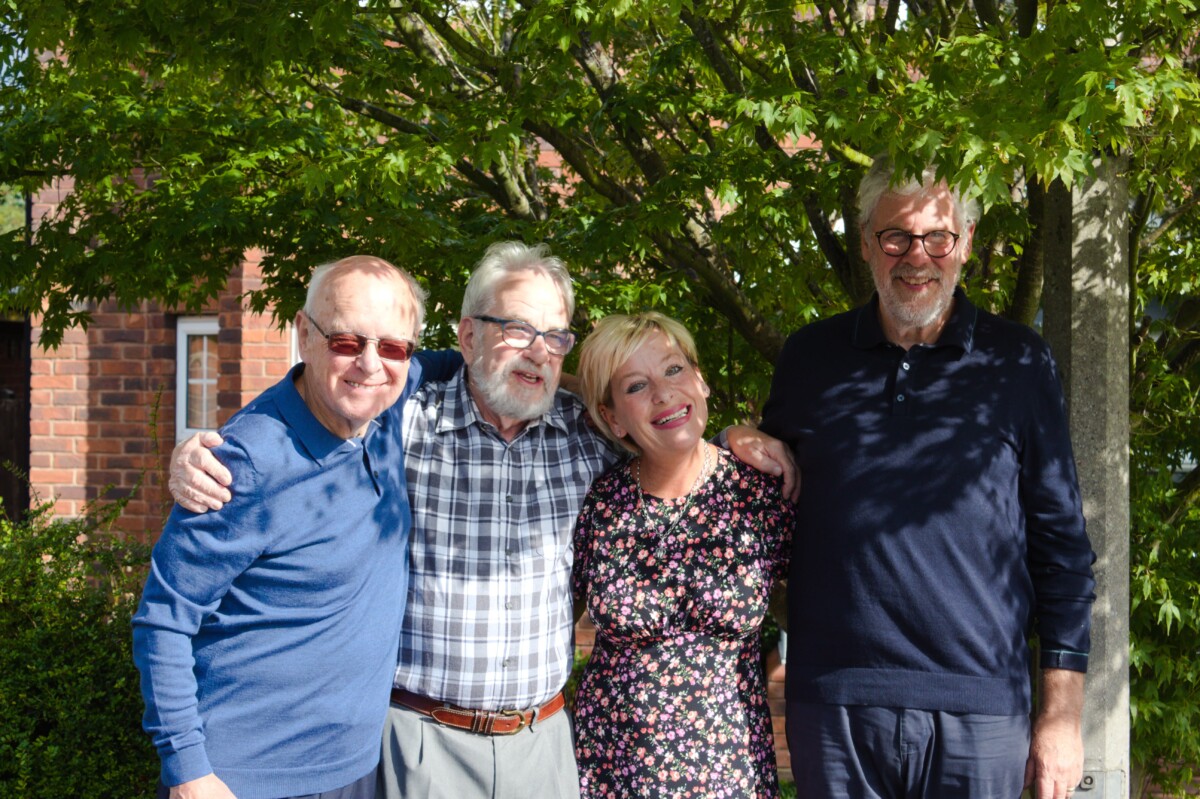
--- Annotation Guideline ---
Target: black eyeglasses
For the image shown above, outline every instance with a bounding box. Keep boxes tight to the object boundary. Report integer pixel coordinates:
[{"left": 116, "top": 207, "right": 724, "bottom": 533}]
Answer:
[
  {"left": 874, "top": 229, "right": 961, "bottom": 258},
  {"left": 304, "top": 312, "right": 417, "bottom": 361},
  {"left": 473, "top": 315, "right": 576, "bottom": 356}
]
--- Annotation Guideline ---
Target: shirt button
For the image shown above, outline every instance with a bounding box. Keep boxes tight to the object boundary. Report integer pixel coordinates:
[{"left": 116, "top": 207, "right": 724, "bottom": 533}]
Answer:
[
  {"left": 505, "top": 599, "right": 514, "bottom": 610},
  {"left": 901, "top": 362, "right": 910, "bottom": 371},
  {"left": 506, "top": 495, "right": 513, "bottom": 503},
  {"left": 502, "top": 658, "right": 511, "bottom": 668},
  {"left": 897, "top": 394, "right": 906, "bottom": 402}
]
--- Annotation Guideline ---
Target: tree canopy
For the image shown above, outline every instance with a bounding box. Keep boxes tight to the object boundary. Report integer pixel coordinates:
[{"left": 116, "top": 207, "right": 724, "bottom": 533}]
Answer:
[{"left": 4, "top": 0, "right": 1200, "bottom": 790}]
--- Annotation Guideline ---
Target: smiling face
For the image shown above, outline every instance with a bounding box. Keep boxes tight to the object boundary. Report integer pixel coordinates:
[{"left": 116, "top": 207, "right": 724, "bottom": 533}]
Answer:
[
  {"left": 296, "top": 259, "right": 418, "bottom": 439},
  {"left": 862, "top": 185, "right": 974, "bottom": 346},
  {"left": 599, "top": 331, "right": 710, "bottom": 464},
  {"left": 457, "top": 269, "right": 570, "bottom": 437}
]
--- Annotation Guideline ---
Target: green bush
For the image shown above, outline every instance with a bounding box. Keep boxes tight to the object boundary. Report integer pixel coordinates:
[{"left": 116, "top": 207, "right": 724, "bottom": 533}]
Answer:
[{"left": 0, "top": 497, "right": 157, "bottom": 798}]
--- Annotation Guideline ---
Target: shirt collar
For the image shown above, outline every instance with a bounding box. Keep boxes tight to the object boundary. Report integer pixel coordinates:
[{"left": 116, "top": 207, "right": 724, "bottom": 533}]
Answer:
[
  {"left": 851, "top": 286, "right": 977, "bottom": 353},
  {"left": 435, "top": 364, "right": 572, "bottom": 436},
  {"left": 279, "top": 363, "right": 377, "bottom": 463}
]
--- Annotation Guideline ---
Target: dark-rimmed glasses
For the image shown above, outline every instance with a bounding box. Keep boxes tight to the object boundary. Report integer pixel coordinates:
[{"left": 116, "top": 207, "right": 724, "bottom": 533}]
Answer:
[
  {"left": 304, "top": 312, "right": 417, "bottom": 361},
  {"left": 874, "top": 229, "right": 961, "bottom": 258},
  {"left": 473, "top": 315, "right": 576, "bottom": 356}
]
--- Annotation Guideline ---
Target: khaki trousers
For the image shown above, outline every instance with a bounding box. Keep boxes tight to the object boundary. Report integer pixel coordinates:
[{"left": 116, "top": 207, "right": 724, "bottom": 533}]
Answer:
[{"left": 377, "top": 701, "right": 580, "bottom": 799}]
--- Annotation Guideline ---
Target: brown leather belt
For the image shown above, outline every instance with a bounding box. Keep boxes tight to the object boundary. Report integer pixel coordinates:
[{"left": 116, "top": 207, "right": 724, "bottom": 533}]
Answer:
[{"left": 390, "top": 688, "right": 565, "bottom": 736}]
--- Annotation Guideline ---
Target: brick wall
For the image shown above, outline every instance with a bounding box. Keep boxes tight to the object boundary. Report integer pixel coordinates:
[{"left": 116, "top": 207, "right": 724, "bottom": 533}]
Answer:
[
  {"left": 27, "top": 271, "right": 292, "bottom": 539},
  {"left": 27, "top": 180, "right": 292, "bottom": 537}
]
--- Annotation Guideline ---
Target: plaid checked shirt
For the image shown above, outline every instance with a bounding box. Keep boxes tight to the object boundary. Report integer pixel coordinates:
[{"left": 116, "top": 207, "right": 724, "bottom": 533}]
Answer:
[{"left": 395, "top": 366, "right": 619, "bottom": 710}]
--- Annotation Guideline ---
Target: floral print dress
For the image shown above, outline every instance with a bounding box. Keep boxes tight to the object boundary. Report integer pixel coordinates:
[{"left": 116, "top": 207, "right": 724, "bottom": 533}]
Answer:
[{"left": 571, "top": 449, "right": 794, "bottom": 799}]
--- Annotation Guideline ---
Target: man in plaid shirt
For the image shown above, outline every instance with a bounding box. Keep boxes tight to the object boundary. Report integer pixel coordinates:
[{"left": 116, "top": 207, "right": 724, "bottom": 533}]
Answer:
[{"left": 170, "top": 241, "right": 795, "bottom": 799}]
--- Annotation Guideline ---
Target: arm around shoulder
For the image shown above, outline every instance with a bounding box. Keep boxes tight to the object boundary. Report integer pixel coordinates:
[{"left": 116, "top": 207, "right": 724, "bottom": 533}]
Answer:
[
  {"left": 169, "top": 431, "right": 233, "bottom": 513},
  {"left": 722, "top": 424, "right": 800, "bottom": 501}
]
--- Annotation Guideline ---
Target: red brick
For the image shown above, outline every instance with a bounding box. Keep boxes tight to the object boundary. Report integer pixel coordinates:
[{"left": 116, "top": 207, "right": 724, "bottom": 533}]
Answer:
[
  {"left": 98, "top": 359, "right": 146, "bottom": 376},
  {"left": 78, "top": 406, "right": 119, "bottom": 422},
  {"left": 32, "top": 437, "right": 73, "bottom": 453},
  {"left": 98, "top": 422, "right": 147, "bottom": 438},
  {"left": 89, "top": 376, "right": 122, "bottom": 391},
  {"left": 30, "top": 402, "right": 69, "bottom": 420},
  {"left": 31, "top": 468, "right": 77, "bottom": 485},
  {"left": 121, "top": 405, "right": 151, "bottom": 423},
  {"left": 48, "top": 389, "right": 89, "bottom": 406},
  {"left": 85, "top": 438, "right": 123, "bottom": 454},
  {"left": 34, "top": 373, "right": 77, "bottom": 390},
  {"left": 52, "top": 421, "right": 88, "bottom": 437},
  {"left": 100, "top": 391, "right": 140, "bottom": 406},
  {"left": 50, "top": 498, "right": 81, "bottom": 516},
  {"left": 98, "top": 329, "right": 149, "bottom": 345},
  {"left": 239, "top": 360, "right": 266, "bottom": 378},
  {"left": 85, "top": 470, "right": 126, "bottom": 486},
  {"left": 52, "top": 453, "right": 87, "bottom": 469},
  {"left": 118, "top": 344, "right": 152, "bottom": 360},
  {"left": 100, "top": 455, "right": 144, "bottom": 470}
]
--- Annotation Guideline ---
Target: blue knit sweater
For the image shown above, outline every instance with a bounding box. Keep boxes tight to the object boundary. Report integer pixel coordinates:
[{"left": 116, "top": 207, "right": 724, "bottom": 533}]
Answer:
[
  {"left": 762, "top": 290, "right": 1096, "bottom": 716},
  {"left": 133, "top": 364, "right": 414, "bottom": 798}
]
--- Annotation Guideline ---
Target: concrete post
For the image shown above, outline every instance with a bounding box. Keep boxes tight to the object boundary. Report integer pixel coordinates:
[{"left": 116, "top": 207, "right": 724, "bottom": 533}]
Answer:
[{"left": 1041, "top": 157, "right": 1131, "bottom": 798}]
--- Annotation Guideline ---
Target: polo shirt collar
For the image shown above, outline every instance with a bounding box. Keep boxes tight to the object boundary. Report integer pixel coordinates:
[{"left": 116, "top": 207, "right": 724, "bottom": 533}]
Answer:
[
  {"left": 278, "top": 363, "right": 376, "bottom": 463},
  {"left": 435, "top": 364, "right": 571, "bottom": 436},
  {"left": 851, "top": 286, "right": 978, "bottom": 353}
]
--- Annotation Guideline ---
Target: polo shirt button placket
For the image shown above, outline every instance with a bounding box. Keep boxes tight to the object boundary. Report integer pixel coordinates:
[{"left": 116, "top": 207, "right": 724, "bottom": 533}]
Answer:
[{"left": 894, "top": 357, "right": 912, "bottom": 413}]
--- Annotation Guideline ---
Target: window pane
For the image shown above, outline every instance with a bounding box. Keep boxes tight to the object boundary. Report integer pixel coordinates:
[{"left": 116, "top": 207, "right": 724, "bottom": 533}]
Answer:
[{"left": 186, "top": 334, "right": 218, "bottom": 429}]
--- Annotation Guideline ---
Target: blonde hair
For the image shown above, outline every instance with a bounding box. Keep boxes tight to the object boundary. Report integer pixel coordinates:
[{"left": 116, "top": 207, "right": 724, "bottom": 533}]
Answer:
[{"left": 578, "top": 311, "right": 701, "bottom": 452}]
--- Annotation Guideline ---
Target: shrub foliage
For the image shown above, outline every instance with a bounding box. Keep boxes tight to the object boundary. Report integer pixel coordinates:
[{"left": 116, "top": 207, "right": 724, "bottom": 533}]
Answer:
[{"left": 0, "top": 496, "right": 157, "bottom": 797}]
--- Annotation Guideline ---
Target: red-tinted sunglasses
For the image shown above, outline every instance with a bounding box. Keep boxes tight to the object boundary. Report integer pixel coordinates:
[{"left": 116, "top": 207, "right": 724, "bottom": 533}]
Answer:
[{"left": 304, "top": 312, "right": 417, "bottom": 362}]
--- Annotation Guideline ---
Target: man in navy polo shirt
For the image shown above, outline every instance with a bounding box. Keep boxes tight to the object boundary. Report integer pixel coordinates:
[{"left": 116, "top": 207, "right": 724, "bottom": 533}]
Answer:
[{"left": 762, "top": 157, "right": 1096, "bottom": 799}]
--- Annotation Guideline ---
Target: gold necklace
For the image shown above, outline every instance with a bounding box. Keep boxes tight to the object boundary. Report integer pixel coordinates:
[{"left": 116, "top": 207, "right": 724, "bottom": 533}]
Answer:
[{"left": 634, "top": 444, "right": 712, "bottom": 541}]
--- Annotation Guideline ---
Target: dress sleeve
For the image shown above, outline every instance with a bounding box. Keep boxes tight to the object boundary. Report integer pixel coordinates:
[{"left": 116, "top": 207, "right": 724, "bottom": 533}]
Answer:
[
  {"left": 571, "top": 487, "right": 601, "bottom": 606},
  {"left": 756, "top": 471, "right": 795, "bottom": 585}
]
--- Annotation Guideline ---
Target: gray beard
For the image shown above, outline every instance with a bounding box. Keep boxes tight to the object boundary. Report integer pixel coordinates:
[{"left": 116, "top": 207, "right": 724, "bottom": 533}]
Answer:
[
  {"left": 469, "top": 349, "right": 555, "bottom": 422},
  {"left": 876, "top": 269, "right": 958, "bottom": 331}
]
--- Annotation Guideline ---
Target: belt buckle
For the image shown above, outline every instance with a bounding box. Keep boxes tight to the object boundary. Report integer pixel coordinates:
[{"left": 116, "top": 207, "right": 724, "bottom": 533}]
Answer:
[{"left": 495, "top": 707, "right": 532, "bottom": 735}]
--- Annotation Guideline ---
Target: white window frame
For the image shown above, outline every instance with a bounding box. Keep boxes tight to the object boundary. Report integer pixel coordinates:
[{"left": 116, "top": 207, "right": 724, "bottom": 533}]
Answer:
[{"left": 175, "top": 316, "right": 220, "bottom": 441}]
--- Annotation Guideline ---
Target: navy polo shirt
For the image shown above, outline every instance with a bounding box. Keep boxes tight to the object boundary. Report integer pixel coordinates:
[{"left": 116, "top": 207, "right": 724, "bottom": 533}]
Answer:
[{"left": 762, "top": 288, "right": 1096, "bottom": 715}]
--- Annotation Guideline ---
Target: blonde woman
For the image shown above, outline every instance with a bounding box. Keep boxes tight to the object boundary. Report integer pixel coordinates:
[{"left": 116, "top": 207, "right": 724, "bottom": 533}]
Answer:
[{"left": 572, "top": 312, "right": 795, "bottom": 799}]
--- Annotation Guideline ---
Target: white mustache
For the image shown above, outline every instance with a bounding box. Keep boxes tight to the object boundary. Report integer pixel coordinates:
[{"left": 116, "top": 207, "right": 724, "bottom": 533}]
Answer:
[
  {"left": 509, "top": 357, "right": 552, "bottom": 384},
  {"left": 892, "top": 266, "right": 939, "bottom": 282}
]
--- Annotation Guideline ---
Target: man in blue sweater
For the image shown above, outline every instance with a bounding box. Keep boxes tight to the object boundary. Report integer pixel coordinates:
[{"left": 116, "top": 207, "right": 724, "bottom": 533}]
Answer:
[
  {"left": 133, "top": 256, "right": 427, "bottom": 799},
  {"left": 761, "top": 157, "right": 1096, "bottom": 799}
]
